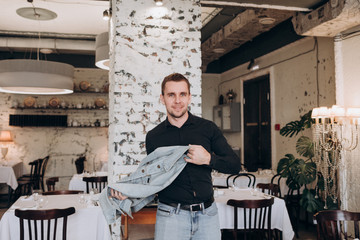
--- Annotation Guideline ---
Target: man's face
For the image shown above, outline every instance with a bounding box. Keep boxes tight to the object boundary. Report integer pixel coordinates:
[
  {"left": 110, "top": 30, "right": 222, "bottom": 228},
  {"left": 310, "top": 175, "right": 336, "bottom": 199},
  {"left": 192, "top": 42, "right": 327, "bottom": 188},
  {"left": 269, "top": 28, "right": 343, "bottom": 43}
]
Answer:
[{"left": 160, "top": 80, "right": 191, "bottom": 119}]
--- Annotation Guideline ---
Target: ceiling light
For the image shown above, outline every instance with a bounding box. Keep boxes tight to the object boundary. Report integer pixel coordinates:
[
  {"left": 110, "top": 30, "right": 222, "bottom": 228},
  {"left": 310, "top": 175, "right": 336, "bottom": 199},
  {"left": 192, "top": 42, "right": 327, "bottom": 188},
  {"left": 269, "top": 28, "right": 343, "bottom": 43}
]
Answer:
[
  {"left": 103, "top": 10, "right": 110, "bottom": 21},
  {"left": 95, "top": 32, "right": 109, "bottom": 70},
  {"left": 213, "top": 48, "right": 226, "bottom": 54},
  {"left": 247, "top": 59, "right": 259, "bottom": 71},
  {"left": 0, "top": 60, "right": 74, "bottom": 95},
  {"left": 16, "top": 7, "right": 57, "bottom": 21},
  {"left": 155, "top": 0, "right": 163, "bottom": 6},
  {"left": 40, "top": 48, "right": 53, "bottom": 54},
  {"left": 259, "top": 17, "right": 275, "bottom": 25}
]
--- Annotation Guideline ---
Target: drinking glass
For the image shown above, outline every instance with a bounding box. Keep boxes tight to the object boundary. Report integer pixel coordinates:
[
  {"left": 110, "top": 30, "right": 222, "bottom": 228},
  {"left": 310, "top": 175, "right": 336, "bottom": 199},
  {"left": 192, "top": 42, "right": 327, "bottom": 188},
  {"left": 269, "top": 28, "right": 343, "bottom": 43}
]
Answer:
[{"left": 32, "top": 189, "right": 42, "bottom": 201}]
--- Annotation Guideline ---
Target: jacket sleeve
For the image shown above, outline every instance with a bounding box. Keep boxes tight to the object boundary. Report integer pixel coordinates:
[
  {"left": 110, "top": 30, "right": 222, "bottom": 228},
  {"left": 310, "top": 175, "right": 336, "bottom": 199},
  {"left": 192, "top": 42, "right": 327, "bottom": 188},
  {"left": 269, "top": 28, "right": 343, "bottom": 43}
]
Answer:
[{"left": 208, "top": 123, "right": 241, "bottom": 174}]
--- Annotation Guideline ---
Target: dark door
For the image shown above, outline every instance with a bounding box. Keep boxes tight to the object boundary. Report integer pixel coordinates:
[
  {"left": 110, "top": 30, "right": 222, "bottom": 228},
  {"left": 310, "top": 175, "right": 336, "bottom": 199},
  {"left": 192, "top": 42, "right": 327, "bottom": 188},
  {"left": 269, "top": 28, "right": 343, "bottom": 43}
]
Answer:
[{"left": 243, "top": 75, "right": 271, "bottom": 171}]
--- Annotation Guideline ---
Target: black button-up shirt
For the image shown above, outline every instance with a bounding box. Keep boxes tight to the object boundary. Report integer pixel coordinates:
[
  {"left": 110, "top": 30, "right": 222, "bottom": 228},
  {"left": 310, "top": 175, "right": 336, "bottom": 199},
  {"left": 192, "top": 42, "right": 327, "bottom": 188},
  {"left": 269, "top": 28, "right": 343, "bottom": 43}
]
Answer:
[{"left": 145, "top": 112, "right": 241, "bottom": 205}]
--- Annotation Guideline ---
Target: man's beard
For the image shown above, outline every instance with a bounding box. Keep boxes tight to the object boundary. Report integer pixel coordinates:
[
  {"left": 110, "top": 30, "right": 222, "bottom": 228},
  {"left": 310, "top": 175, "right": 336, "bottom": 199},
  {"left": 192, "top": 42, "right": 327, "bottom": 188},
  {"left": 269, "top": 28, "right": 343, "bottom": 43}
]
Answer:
[{"left": 168, "top": 107, "right": 187, "bottom": 119}]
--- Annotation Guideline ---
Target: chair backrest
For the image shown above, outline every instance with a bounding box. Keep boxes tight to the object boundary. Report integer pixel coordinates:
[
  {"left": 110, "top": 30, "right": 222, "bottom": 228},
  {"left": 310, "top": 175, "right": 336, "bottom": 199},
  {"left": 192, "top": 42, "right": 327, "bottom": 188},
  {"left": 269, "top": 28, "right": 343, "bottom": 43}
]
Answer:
[
  {"left": 314, "top": 210, "right": 360, "bottom": 240},
  {"left": 39, "top": 156, "right": 50, "bottom": 191},
  {"left": 233, "top": 173, "right": 256, "bottom": 188},
  {"left": 83, "top": 176, "right": 108, "bottom": 194},
  {"left": 256, "top": 183, "right": 280, "bottom": 197},
  {"left": 15, "top": 207, "right": 76, "bottom": 240},
  {"left": 227, "top": 198, "right": 274, "bottom": 240},
  {"left": 270, "top": 174, "right": 282, "bottom": 197},
  {"left": 46, "top": 177, "right": 59, "bottom": 191},
  {"left": 43, "top": 190, "right": 84, "bottom": 195},
  {"left": 225, "top": 174, "right": 238, "bottom": 188}
]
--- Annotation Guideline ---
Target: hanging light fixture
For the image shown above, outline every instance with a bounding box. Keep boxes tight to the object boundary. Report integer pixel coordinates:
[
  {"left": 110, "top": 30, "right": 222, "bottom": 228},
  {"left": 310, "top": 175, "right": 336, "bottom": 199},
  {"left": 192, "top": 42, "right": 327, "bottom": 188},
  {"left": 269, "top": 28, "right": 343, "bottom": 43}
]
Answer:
[
  {"left": 95, "top": 32, "right": 110, "bottom": 70},
  {"left": 103, "top": 9, "right": 110, "bottom": 21},
  {"left": 0, "top": 2, "right": 74, "bottom": 95},
  {"left": 0, "top": 60, "right": 74, "bottom": 95}
]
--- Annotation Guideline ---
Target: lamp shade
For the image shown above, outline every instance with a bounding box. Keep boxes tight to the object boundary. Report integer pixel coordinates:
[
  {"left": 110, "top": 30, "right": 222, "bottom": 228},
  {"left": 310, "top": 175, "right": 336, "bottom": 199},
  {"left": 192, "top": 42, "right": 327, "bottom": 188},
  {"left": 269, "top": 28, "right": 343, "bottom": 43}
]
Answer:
[
  {"left": 0, "top": 131, "right": 13, "bottom": 142},
  {"left": 0, "top": 59, "right": 74, "bottom": 95},
  {"left": 95, "top": 32, "right": 109, "bottom": 70}
]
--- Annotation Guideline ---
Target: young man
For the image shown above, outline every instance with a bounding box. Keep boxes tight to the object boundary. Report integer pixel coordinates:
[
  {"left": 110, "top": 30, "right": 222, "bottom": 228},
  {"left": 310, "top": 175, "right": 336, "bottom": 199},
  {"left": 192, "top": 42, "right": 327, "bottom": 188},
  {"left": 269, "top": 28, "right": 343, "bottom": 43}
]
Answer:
[{"left": 111, "top": 73, "right": 240, "bottom": 239}]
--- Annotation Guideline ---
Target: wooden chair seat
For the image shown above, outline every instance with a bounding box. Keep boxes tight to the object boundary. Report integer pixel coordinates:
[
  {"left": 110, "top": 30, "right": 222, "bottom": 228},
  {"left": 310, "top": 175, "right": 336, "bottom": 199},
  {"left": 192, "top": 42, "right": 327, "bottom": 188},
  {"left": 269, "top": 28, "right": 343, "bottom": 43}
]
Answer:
[{"left": 15, "top": 207, "right": 75, "bottom": 240}]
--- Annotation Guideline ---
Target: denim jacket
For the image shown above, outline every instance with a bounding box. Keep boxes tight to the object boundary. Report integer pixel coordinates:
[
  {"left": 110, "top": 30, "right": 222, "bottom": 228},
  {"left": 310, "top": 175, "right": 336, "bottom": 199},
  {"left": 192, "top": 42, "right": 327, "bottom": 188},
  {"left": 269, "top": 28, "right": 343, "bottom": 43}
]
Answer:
[{"left": 99, "top": 145, "right": 189, "bottom": 224}]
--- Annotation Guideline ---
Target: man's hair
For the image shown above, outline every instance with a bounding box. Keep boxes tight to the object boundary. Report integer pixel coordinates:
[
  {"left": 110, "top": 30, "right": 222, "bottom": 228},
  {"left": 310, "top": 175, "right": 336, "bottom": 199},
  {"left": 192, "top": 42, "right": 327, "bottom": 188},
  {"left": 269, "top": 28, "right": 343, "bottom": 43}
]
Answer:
[{"left": 161, "top": 73, "right": 191, "bottom": 95}]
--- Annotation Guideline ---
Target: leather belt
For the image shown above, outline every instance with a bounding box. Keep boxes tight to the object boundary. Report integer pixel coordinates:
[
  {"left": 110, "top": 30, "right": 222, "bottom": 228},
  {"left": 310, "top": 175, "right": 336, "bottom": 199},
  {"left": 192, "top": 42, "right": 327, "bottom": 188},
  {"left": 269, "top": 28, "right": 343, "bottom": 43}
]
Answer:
[{"left": 160, "top": 197, "right": 214, "bottom": 212}]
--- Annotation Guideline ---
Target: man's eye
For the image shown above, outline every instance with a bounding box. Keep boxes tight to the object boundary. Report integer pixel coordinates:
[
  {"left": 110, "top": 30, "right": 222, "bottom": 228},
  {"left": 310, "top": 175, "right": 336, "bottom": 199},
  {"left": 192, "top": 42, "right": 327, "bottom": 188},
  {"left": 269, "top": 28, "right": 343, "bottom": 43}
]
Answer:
[{"left": 181, "top": 93, "right": 187, "bottom": 97}]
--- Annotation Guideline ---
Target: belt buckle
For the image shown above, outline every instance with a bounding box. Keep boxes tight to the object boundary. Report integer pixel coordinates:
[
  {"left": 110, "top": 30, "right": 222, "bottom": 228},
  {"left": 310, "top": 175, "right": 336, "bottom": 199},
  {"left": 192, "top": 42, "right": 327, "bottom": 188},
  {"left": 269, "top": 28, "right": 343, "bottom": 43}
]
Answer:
[{"left": 189, "top": 203, "right": 202, "bottom": 212}]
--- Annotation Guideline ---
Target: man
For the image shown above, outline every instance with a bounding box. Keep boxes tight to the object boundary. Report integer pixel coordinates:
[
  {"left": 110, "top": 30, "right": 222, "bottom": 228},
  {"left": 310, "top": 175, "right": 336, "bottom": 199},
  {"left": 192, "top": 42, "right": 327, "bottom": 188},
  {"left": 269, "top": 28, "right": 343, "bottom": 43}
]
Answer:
[{"left": 111, "top": 73, "right": 241, "bottom": 239}]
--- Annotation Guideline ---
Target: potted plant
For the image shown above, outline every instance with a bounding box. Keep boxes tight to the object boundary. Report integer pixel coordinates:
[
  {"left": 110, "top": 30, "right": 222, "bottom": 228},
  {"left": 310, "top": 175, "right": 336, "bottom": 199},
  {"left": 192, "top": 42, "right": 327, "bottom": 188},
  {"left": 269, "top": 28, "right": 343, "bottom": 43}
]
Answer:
[{"left": 277, "top": 110, "right": 337, "bottom": 214}]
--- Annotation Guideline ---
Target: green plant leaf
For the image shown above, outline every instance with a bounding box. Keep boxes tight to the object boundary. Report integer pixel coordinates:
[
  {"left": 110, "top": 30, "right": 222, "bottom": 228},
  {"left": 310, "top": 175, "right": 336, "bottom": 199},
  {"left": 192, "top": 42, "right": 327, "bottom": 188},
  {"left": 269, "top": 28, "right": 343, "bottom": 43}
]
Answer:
[
  {"left": 296, "top": 136, "right": 314, "bottom": 159},
  {"left": 295, "top": 161, "right": 317, "bottom": 186},
  {"left": 300, "top": 188, "right": 323, "bottom": 212},
  {"left": 277, "top": 154, "right": 296, "bottom": 178},
  {"left": 280, "top": 110, "right": 313, "bottom": 138}
]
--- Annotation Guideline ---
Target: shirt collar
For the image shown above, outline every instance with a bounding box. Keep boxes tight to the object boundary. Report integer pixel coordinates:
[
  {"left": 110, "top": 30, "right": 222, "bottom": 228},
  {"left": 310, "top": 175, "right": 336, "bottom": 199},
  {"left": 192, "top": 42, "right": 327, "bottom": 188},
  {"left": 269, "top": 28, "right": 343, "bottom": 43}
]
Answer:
[{"left": 165, "top": 111, "right": 195, "bottom": 128}]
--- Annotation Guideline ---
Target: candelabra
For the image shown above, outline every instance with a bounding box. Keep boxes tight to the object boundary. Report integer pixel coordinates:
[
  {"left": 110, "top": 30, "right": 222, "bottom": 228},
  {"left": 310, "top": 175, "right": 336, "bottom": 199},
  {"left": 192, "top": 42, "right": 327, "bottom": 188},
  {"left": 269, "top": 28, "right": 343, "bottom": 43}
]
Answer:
[{"left": 311, "top": 105, "right": 360, "bottom": 207}]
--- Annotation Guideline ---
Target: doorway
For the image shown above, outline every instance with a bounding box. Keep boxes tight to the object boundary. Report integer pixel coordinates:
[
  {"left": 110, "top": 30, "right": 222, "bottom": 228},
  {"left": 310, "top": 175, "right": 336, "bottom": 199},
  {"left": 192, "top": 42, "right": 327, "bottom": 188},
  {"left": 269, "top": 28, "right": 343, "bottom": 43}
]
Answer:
[{"left": 243, "top": 75, "right": 271, "bottom": 171}]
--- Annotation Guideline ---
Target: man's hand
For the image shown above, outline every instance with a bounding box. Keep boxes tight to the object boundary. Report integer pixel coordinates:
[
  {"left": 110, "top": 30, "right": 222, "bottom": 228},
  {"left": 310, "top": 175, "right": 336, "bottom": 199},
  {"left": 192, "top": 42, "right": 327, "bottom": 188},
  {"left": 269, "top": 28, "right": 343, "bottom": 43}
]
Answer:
[
  {"left": 110, "top": 188, "right": 128, "bottom": 200},
  {"left": 185, "top": 144, "right": 211, "bottom": 165}
]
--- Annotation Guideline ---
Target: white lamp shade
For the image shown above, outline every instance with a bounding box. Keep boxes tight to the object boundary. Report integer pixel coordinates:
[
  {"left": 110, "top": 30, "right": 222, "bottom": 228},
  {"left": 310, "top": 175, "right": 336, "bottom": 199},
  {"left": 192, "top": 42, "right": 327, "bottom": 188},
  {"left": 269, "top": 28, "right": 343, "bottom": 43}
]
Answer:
[
  {"left": 0, "top": 130, "right": 13, "bottom": 142},
  {"left": 95, "top": 32, "right": 109, "bottom": 70},
  {"left": 0, "top": 59, "right": 74, "bottom": 95},
  {"left": 311, "top": 108, "right": 320, "bottom": 118}
]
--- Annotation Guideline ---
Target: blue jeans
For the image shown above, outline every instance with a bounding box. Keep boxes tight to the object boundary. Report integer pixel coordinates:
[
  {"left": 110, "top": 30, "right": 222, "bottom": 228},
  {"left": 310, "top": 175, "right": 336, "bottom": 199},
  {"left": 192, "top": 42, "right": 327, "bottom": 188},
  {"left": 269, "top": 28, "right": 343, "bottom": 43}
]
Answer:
[{"left": 154, "top": 202, "right": 221, "bottom": 240}]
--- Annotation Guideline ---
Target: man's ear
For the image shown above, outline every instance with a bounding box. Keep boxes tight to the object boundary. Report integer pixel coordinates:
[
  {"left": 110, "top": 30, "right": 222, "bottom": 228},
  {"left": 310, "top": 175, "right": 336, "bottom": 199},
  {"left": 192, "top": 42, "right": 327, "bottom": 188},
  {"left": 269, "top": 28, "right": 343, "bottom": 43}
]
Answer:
[{"left": 160, "top": 94, "right": 165, "bottom": 105}]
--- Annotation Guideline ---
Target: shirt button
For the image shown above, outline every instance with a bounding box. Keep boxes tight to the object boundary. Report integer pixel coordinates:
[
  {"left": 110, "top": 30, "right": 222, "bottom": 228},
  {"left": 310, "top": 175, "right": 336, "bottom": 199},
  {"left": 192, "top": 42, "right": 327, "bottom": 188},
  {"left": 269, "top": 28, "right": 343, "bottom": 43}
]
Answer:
[
  {"left": 141, "top": 169, "right": 145, "bottom": 173},
  {"left": 157, "top": 165, "right": 161, "bottom": 168}
]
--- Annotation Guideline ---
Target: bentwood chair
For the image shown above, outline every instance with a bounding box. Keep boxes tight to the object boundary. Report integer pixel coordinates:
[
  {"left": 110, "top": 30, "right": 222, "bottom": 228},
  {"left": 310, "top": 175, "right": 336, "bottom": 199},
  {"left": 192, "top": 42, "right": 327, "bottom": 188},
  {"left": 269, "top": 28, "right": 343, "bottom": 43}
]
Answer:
[
  {"left": 233, "top": 173, "right": 256, "bottom": 188},
  {"left": 256, "top": 183, "right": 280, "bottom": 197},
  {"left": 314, "top": 210, "right": 360, "bottom": 240},
  {"left": 270, "top": 174, "right": 283, "bottom": 198},
  {"left": 46, "top": 177, "right": 59, "bottom": 191},
  {"left": 226, "top": 198, "right": 274, "bottom": 240},
  {"left": 39, "top": 156, "right": 50, "bottom": 192},
  {"left": 15, "top": 207, "right": 76, "bottom": 240},
  {"left": 43, "top": 190, "right": 84, "bottom": 195},
  {"left": 83, "top": 176, "right": 108, "bottom": 194}
]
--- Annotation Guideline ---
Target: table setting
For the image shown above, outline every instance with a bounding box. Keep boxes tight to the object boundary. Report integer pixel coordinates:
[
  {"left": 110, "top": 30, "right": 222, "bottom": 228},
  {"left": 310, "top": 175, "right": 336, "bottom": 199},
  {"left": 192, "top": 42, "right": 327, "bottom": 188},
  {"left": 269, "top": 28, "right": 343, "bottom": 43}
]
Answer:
[
  {"left": 214, "top": 188, "right": 294, "bottom": 240},
  {"left": 0, "top": 192, "right": 110, "bottom": 240}
]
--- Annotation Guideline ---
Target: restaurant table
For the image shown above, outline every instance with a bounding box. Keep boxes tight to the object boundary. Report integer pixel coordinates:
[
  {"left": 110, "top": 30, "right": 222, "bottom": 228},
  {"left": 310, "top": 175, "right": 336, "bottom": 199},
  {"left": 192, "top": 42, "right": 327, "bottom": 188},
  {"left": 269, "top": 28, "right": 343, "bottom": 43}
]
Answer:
[
  {"left": 0, "top": 194, "right": 111, "bottom": 240},
  {"left": 215, "top": 188, "right": 294, "bottom": 240},
  {"left": 0, "top": 160, "right": 23, "bottom": 207},
  {"left": 212, "top": 171, "right": 289, "bottom": 196},
  {"left": 68, "top": 171, "right": 108, "bottom": 191}
]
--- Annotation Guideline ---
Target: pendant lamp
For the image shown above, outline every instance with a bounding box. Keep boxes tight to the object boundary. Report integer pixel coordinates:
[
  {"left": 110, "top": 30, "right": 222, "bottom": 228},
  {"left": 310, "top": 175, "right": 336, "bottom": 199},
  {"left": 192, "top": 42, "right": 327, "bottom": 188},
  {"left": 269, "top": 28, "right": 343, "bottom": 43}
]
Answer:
[
  {"left": 95, "top": 32, "right": 110, "bottom": 70},
  {"left": 0, "top": 59, "right": 74, "bottom": 95}
]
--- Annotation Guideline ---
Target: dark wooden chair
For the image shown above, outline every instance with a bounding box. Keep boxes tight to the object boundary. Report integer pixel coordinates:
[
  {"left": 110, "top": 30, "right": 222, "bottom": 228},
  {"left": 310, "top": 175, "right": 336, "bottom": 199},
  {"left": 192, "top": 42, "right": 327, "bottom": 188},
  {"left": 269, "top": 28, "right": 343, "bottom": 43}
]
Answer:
[
  {"left": 271, "top": 173, "right": 282, "bottom": 198},
  {"left": 226, "top": 198, "right": 274, "bottom": 240},
  {"left": 83, "top": 176, "right": 108, "bottom": 194},
  {"left": 233, "top": 173, "right": 256, "bottom": 188},
  {"left": 284, "top": 187, "right": 301, "bottom": 238},
  {"left": 213, "top": 174, "right": 238, "bottom": 189},
  {"left": 256, "top": 183, "right": 280, "bottom": 197},
  {"left": 314, "top": 210, "right": 360, "bottom": 240},
  {"left": 46, "top": 177, "right": 59, "bottom": 191},
  {"left": 43, "top": 190, "right": 84, "bottom": 195},
  {"left": 39, "top": 156, "right": 50, "bottom": 192},
  {"left": 15, "top": 207, "right": 76, "bottom": 240}
]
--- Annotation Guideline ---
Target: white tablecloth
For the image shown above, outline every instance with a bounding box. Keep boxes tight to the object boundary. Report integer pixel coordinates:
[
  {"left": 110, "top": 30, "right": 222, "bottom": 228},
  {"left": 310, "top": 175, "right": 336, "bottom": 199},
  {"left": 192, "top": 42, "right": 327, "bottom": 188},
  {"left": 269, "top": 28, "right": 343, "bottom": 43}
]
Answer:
[
  {"left": 212, "top": 172, "right": 289, "bottom": 196},
  {"left": 0, "top": 194, "right": 111, "bottom": 240},
  {"left": 0, "top": 160, "right": 23, "bottom": 190},
  {"left": 215, "top": 188, "right": 294, "bottom": 240},
  {"left": 68, "top": 172, "right": 108, "bottom": 191}
]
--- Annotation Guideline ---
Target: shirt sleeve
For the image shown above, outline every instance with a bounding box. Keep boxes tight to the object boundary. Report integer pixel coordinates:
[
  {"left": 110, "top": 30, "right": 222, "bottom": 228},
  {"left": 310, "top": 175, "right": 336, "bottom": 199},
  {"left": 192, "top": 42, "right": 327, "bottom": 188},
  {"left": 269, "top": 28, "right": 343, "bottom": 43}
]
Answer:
[{"left": 208, "top": 123, "right": 241, "bottom": 174}]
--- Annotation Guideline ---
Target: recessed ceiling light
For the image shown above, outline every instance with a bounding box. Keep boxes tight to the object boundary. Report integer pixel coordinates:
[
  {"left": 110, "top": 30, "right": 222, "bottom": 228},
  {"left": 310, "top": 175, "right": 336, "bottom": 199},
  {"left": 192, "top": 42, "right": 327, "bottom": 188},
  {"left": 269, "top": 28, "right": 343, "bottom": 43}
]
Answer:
[
  {"left": 213, "top": 48, "right": 225, "bottom": 54},
  {"left": 259, "top": 17, "right": 275, "bottom": 25},
  {"left": 16, "top": 7, "right": 57, "bottom": 21},
  {"left": 40, "top": 48, "right": 53, "bottom": 54}
]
